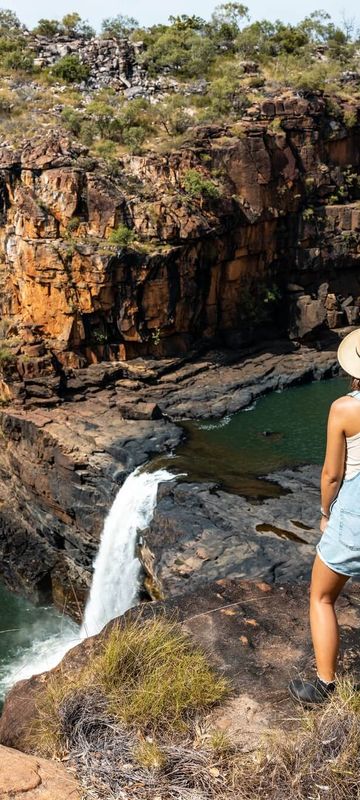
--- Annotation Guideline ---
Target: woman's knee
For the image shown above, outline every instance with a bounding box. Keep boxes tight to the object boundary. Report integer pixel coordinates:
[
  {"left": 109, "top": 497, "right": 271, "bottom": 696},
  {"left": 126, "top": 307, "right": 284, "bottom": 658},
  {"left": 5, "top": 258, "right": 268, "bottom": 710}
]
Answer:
[{"left": 310, "top": 587, "right": 335, "bottom": 606}]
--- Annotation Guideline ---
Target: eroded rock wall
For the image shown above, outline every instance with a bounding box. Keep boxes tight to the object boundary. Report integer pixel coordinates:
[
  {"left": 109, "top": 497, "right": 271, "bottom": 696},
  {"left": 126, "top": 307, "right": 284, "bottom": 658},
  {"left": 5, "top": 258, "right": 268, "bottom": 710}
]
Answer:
[{"left": 0, "top": 97, "right": 360, "bottom": 406}]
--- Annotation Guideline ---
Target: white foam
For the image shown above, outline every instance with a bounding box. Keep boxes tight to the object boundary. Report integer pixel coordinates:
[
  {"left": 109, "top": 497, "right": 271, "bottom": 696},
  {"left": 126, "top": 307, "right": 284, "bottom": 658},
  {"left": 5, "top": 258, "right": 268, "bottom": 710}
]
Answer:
[{"left": 1, "top": 467, "right": 175, "bottom": 693}]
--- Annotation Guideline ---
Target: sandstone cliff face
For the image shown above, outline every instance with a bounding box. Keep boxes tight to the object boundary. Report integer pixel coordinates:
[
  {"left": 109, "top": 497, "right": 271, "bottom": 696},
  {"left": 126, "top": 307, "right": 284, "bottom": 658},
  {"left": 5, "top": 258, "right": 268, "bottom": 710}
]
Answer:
[
  {"left": 0, "top": 95, "right": 359, "bottom": 407},
  {"left": 0, "top": 95, "right": 359, "bottom": 609}
]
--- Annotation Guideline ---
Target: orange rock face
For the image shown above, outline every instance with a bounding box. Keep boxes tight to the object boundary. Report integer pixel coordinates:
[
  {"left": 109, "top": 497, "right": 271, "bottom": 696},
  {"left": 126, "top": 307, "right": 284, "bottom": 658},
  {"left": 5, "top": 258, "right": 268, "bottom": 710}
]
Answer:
[
  {"left": 0, "top": 745, "right": 80, "bottom": 799},
  {"left": 0, "top": 103, "right": 359, "bottom": 403}
]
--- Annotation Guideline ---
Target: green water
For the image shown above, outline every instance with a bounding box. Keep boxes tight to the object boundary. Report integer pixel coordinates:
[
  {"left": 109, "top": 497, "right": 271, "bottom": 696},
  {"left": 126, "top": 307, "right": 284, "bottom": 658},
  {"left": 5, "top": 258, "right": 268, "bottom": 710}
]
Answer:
[
  {"left": 0, "top": 582, "right": 78, "bottom": 704},
  {"left": 0, "top": 375, "right": 350, "bottom": 703},
  {"left": 156, "top": 375, "right": 349, "bottom": 496}
]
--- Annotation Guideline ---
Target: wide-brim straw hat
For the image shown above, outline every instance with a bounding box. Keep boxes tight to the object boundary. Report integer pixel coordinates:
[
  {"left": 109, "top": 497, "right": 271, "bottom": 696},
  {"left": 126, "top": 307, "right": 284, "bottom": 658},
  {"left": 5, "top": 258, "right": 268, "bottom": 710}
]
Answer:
[{"left": 337, "top": 328, "right": 360, "bottom": 379}]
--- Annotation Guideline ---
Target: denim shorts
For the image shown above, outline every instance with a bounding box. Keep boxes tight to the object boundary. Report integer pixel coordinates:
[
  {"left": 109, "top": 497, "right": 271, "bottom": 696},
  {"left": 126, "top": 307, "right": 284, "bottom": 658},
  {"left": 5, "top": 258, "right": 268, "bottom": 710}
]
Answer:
[{"left": 317, "top": 470, "right": 360, "bottom": 577}]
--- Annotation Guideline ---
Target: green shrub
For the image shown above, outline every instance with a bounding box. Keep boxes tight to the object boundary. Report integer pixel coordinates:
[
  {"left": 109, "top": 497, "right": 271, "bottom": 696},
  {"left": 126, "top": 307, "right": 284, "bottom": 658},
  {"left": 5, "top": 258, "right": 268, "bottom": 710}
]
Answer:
[
  {"left": 66, "top": 217, "right": 81, "bottom": 233},
  {"left": 34, "top": 617, "right": 229, "bottom": 754},
  {"left": 51, "top": 55, "right": 90, "bottom": 84},
  {"left": 79, "top": 120, "right": 96, "bottom": 146},
  {"left": 0, "top": 46, "right": 34, "bottom": 72},
  {"left": 61, "top": 12, "right": 94, "bottom": 39},
  {"left": 33, "top": 19, "right": 61, "bottom": 37},
  {"left": 343, "top": 108, "right": 357, "bottom": 128},
  {"left": 108, "top": 224, "right": 136, "bottom": 246},
  {"left": 0, "top": 346, "right": 13, "bottom": 366},
  {"left": 61, "top": 107, "right": 82, "bottom": 136},
  {"left": 122, "top": 125, "right": 147, "bottom": 154},
  {"left": 303, "top": 207, "right": 315, "bottom": 220},
  {"left": 183, "top": 169, "right": 220, "bottom": 199}
]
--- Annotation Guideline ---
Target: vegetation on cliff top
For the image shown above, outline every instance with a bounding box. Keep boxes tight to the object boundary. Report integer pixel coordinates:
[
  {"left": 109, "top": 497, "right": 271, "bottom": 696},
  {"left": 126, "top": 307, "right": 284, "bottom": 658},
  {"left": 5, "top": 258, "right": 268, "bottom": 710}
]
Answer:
[{"left": 0, "top": 6, "right": 359, "bottom": 158}]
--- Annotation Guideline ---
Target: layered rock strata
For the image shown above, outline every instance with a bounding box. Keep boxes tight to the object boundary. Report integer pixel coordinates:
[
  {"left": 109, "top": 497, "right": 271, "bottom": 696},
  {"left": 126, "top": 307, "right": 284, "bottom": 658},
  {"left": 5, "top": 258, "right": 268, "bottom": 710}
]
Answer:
[{"left": 0, "top": 97, "right": 359, "bottom": 408}]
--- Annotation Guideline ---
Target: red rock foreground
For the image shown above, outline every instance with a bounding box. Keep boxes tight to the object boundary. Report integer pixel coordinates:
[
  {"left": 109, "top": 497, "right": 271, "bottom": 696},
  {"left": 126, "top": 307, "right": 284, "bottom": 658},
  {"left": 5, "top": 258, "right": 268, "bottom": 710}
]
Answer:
[{"left": 0, "top": 744, "right": 80, "bottom": 799}]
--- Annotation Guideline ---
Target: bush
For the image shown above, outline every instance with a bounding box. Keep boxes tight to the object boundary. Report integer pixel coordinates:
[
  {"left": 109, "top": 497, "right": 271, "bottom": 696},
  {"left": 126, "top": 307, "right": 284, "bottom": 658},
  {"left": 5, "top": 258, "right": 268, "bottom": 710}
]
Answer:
[
  {"left": 0, "top": 88, "right": 19, "bottom": 115},
  {"left": 33, "top": 19, "right": 61, "bottom": 37},
  {"left": 343, "top": 108, "right": 357, "bottom": 128},
  {"left": 122, "top": 125, "right": 147, "bottom": 154},
  {"left": 0, "top": 45, "right": 34, "bottom": 72},
  {"left": 141, "top": 21, "right": 216, "bottom": 78},
  {"left": 60, "top": 107, "right": 82, "bottom": 135},
  {"left": 108, "top": 224, "right": 136, "bottom": 246},
  {"left": 183, "top": 169, "right": 220, "bottom": 199},
  {"left": 61, "top": 12, "right": 94, "bottom": 39},
  {"left": 51, "top": 55, "right": 90, "bottom": 83},
  {"left": 0, "top": 346, "right": 13, "bottom": 366}
]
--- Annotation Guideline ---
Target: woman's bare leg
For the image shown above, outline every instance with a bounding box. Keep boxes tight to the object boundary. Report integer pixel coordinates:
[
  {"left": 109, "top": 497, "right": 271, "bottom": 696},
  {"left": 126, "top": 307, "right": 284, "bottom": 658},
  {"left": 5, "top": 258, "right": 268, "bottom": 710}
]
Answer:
[{"left": 310, "top": 555, "right": 349, "bottom": 682}]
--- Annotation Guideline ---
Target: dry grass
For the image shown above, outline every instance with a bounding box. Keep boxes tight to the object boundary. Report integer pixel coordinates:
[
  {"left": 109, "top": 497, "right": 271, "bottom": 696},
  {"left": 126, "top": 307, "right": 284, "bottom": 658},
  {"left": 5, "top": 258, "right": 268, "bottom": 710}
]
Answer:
[
  {"left": 231, "top": 678, "right": 360, "bottom": 800},
  {"left": 32, "top": 624, "right": 360, "bottom": 799}
]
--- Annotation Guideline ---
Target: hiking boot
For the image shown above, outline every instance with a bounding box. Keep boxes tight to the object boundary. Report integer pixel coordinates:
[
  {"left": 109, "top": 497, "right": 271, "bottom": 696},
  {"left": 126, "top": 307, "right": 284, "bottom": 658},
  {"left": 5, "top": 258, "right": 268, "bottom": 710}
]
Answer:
[{"left": 288, "top": 676, "right": 336, "bottom": 706}]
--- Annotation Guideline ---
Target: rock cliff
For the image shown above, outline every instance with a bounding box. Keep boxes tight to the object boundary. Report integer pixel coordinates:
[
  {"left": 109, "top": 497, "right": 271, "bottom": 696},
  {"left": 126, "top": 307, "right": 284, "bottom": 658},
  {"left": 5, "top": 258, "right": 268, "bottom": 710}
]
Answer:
[
  {"left": 0, "top": 91, "right": 359, "bottom": 608},
  {"left": 0, "top": 96, "right": 359, "bottom": 408}
]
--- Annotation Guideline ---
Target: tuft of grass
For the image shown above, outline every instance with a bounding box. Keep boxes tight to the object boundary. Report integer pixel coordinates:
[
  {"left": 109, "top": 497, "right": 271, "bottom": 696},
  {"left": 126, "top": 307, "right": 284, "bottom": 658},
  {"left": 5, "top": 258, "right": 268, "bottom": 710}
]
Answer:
[
  {"left": 134, "top": 739, "right": 166, "bottom": 770},
  {"left": 96, "top": 617, "right": 229, "bottom": 729},
  {"left": 34, "top": 617, "right": 229, "bottom": 756}
]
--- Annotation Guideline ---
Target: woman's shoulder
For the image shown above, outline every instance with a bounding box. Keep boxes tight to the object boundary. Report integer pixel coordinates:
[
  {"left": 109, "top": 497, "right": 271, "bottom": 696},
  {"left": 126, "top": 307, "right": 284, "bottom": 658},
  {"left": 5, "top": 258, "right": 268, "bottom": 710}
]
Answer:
[{"left": 330, "top": 394, "right": 360, "bottom": 415}]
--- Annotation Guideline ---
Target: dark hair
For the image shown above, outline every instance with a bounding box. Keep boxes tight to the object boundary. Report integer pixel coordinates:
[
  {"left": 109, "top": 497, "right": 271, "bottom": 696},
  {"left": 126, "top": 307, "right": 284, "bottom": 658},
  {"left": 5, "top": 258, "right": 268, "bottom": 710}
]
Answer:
[{"left": 351, "top": 377, "right": 360, "bottom": 391}]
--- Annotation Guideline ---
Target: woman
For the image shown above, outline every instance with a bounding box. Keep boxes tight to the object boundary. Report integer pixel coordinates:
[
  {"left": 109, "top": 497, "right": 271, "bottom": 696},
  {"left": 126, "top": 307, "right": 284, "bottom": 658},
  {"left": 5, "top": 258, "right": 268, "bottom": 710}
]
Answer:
[{"left": 289, "top": 328, "right": 360, "bottom": 705}]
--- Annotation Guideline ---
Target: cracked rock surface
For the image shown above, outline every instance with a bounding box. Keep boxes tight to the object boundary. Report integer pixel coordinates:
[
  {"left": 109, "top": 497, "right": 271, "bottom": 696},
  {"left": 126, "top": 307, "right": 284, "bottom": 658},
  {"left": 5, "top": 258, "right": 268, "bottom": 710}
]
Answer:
[{"left": 145, "top": 465, "right": 325, "bottom": 594}]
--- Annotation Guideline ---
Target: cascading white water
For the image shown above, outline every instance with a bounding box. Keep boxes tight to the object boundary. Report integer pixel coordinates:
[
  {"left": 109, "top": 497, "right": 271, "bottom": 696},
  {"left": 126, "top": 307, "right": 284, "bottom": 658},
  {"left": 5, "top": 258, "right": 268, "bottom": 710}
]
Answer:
[
  {"left": 0, "top": 466, "right": 176, "bottom": 694},
  {"left": 81, "top": 467, "right": 175, "bottom": 638}
]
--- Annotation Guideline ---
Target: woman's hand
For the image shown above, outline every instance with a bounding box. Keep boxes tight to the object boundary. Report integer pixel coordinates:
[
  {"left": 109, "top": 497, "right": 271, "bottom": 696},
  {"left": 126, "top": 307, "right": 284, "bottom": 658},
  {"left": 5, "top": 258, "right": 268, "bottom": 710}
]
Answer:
[{"left": 320, "top": 515, "right": 328, "bottom": 533}]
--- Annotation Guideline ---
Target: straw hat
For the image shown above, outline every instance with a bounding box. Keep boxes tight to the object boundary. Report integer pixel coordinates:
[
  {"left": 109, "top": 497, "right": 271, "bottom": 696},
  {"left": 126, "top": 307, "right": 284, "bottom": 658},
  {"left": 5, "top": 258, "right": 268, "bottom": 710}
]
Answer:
[{"left": 337, "top": 328, "right": 360, "bottom": 379}]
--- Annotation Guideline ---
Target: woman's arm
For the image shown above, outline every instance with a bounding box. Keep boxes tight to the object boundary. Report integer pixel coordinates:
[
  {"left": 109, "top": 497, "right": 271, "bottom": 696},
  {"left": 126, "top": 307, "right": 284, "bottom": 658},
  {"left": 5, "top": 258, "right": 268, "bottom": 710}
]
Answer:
[{"left": 320, "top": 400, "right": 346, "bottom": 525}]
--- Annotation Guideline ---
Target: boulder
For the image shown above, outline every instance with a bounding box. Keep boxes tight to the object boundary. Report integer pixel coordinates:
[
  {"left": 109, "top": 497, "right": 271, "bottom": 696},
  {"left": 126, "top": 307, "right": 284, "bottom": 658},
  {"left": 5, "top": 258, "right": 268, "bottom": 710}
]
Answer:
[{"left": 0, "top": 745, "right": 80, "bottom": 799}]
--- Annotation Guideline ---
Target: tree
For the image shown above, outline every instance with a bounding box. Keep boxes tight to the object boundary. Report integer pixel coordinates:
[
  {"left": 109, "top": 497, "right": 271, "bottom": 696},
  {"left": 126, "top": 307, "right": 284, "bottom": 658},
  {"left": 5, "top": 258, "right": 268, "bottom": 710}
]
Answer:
[
  {"left": 211, "top": 3, "right": 249, "bottom": 28},
  {"left": 0, "top": 10, "right": 33, "bottom": 72},
  {"left": 101, "top": 14, "right": 139, "bottom": 39},
  {"left": 143, "top": 23, "right": 216, "bottom": 77},
  {"left": 61, "top": 107, "right": 82, "bottom": 135},
  {"left": 236, "top": 19, "right": 277, "bottom": 59},
  {"left": 299, "top": 10, "right": 333, "bottom": 43},
  {"left": 210, "top": 3, "right": 249, "bottom": 50},
  {"left": 86, "top": 100, "right": 118, "bottom": 138},
  {"left": 33, "top": 18, "right": 61, "bottom": 37},
  {"left": 151, "top": 95, "right": 193, "bottom": 135},
  {"left": 168, "top": 15, "right": 206, "bottom": 31},
  {"left": 0, "top": 9, "right": 24, "bottom": 35},
  {"left": 61, "top": 12, "right": 94, "bottom": 39}
]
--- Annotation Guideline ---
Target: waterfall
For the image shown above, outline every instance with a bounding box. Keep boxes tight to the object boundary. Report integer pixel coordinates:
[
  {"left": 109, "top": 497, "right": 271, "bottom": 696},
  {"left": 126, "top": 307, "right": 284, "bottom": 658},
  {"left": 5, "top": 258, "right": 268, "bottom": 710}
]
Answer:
[
  {"left": 0, "top": 466, "right": 176, "bottom": 695},
  {"left": 81, "top": 467, "right": 175, "bottom": 638}
]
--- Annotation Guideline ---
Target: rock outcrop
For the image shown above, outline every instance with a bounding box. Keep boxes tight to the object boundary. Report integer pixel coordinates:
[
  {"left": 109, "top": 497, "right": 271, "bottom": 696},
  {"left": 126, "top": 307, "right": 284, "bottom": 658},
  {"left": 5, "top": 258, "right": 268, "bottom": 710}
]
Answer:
[
  {"left": 0, "top": 744, "right": 80, "bottom": 799},
  {"left": 1, "top": 577, "right": 360, "bottom": 754},
  {"left": 0, "top": 97, "right": 359, "bottom": 408}
]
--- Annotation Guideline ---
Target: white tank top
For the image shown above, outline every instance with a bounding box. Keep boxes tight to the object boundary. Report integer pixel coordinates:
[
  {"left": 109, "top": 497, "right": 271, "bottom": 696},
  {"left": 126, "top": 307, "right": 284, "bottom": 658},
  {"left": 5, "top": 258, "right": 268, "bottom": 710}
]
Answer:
[{"left": 344, "top": 390, "right": 360, "bottom": 480}]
